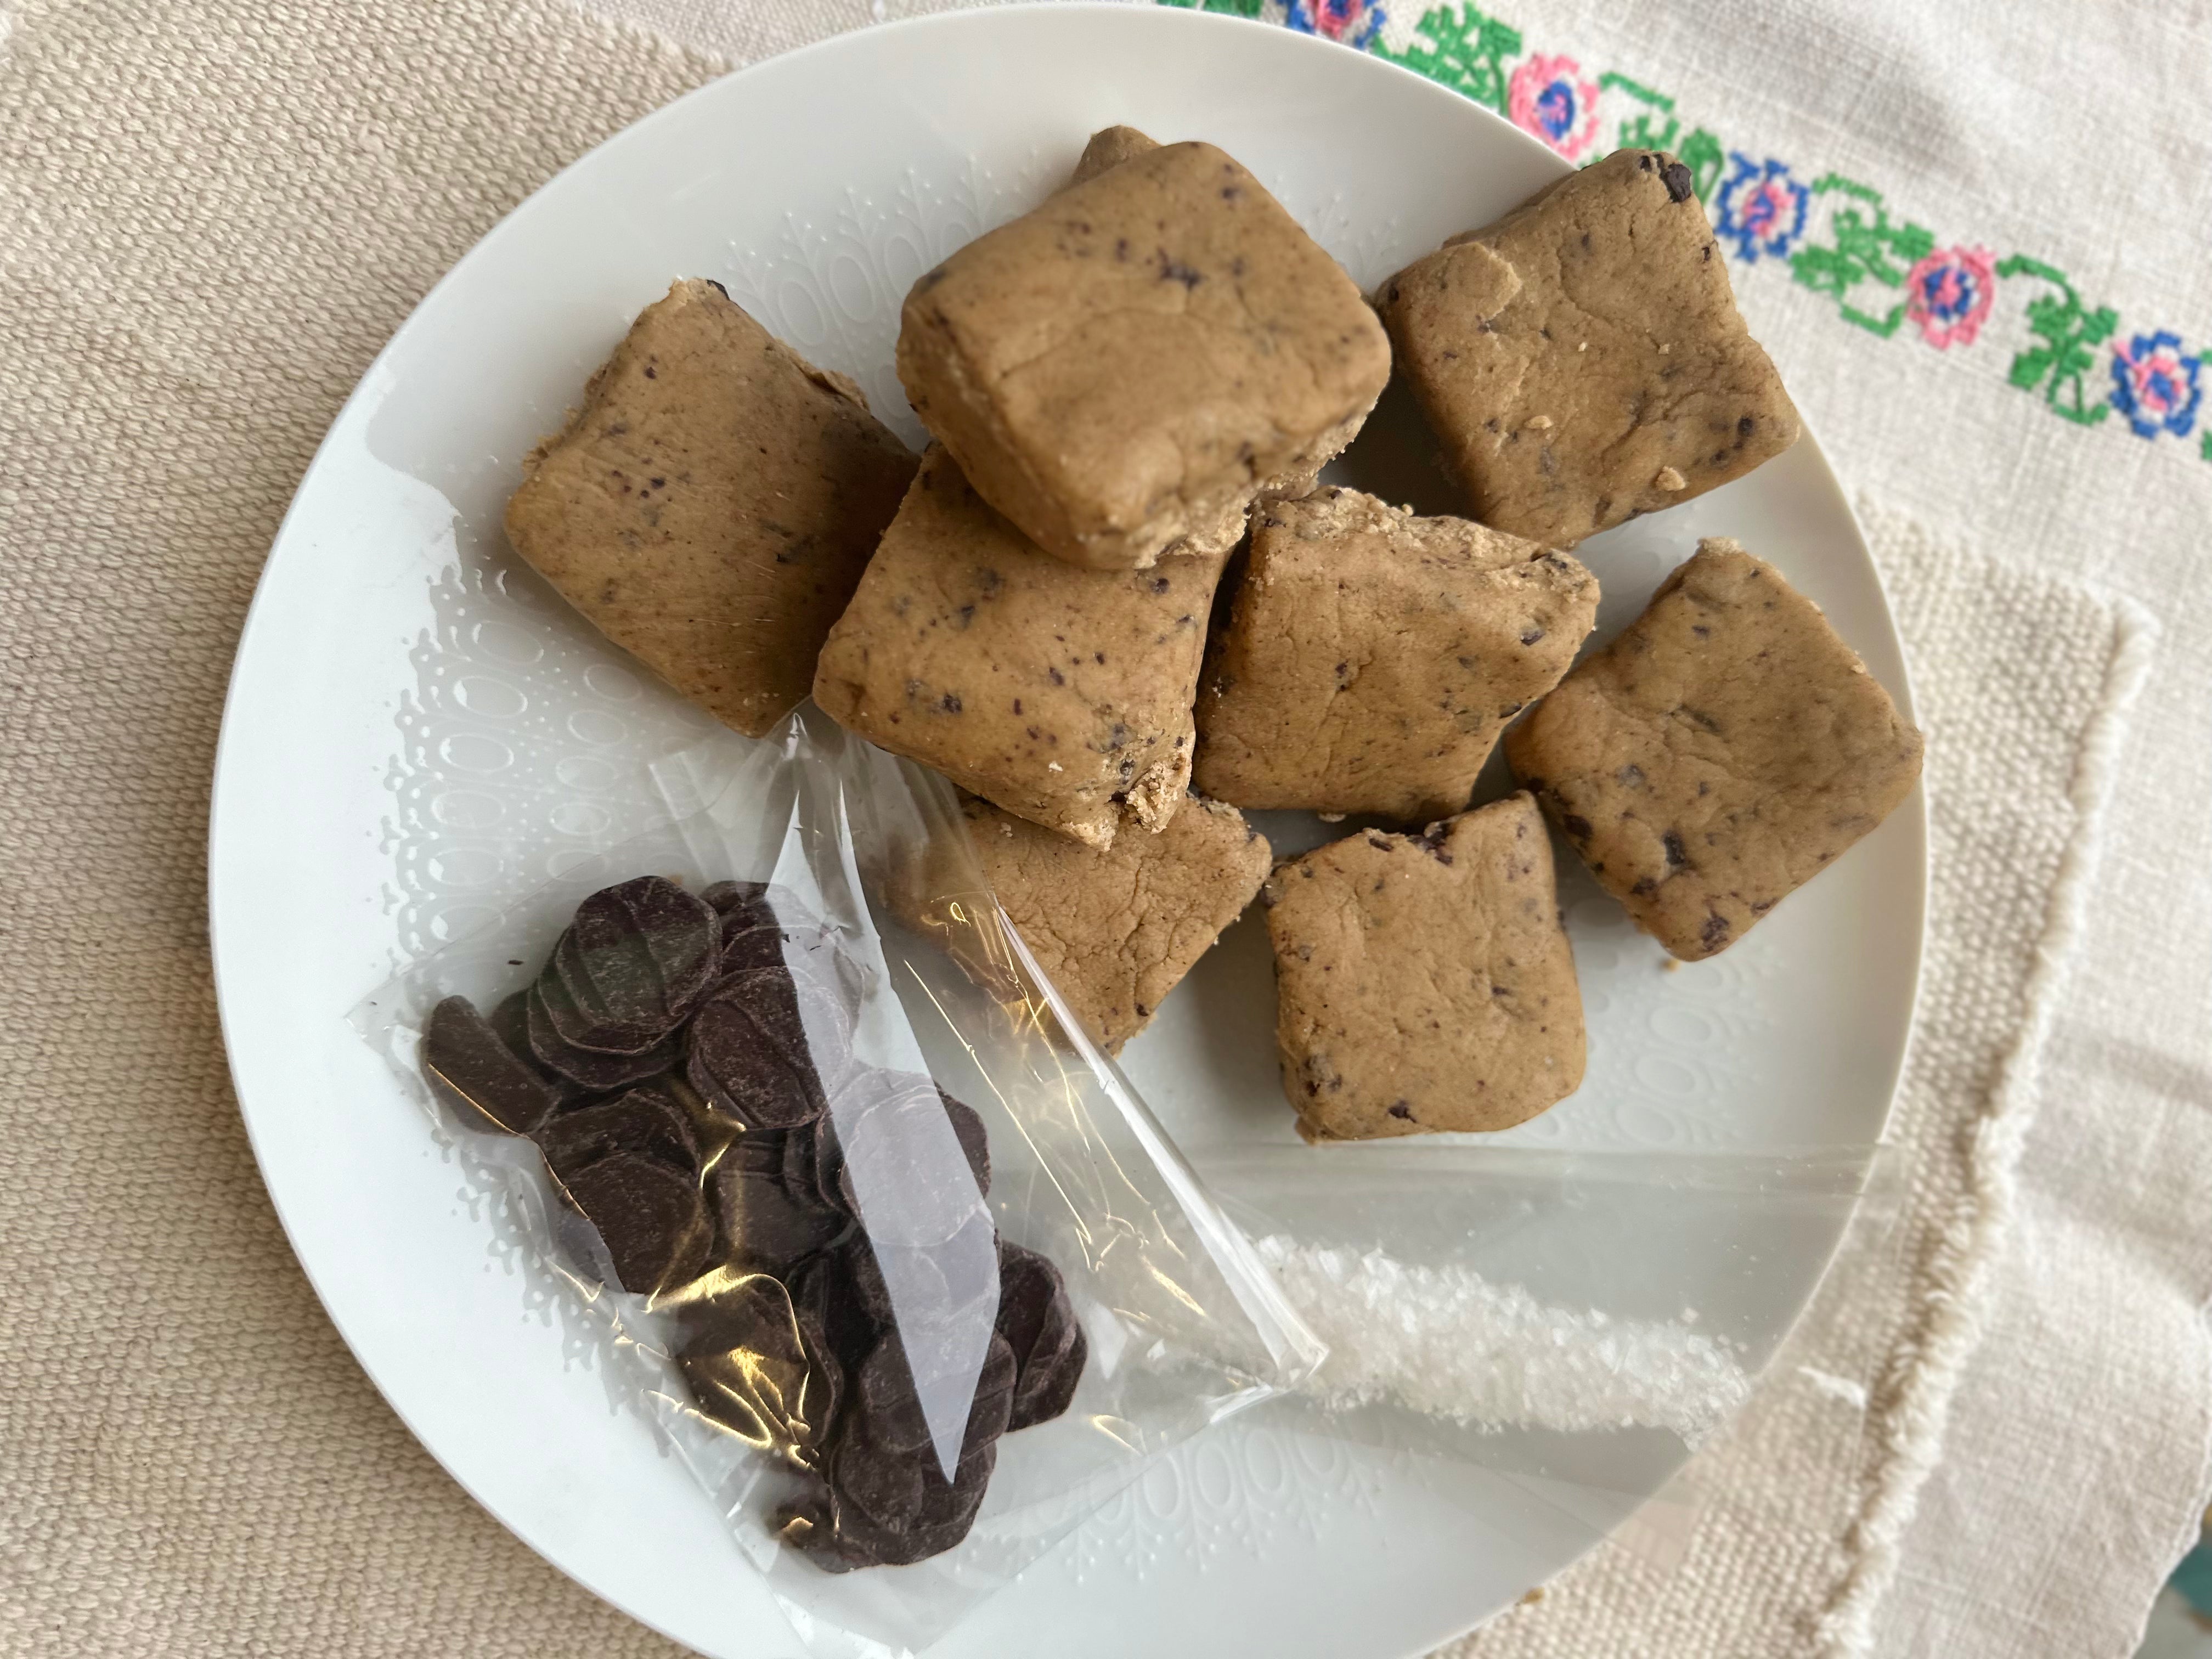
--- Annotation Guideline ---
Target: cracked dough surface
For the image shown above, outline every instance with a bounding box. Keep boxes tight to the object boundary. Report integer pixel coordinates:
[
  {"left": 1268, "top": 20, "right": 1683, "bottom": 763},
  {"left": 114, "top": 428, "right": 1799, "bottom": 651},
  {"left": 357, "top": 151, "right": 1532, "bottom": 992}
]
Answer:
[
  {"left": 1194, "top": 487, "right": 1598, "bottom": 822},
  {"left": 1504, "top": 537, "right": 1923, "bottom": 960},
  {"left": 897, "top": 139, "right": 1390, "bottom": 571},
  {"left": 958, "top": 792, "right": 1269, "bottom": 1054},
  {"left": 812, "top": 447, "right": 1228, "bottom": 848},
  {"left": 1264, "top": 793, "right": 1584, "bottom": 1139},
  {"left": 1377, "top": 148, "right": 1800, "bottom": 549},
  {"left": 505, "top": 279, "right": 916, "bottom": 737}
]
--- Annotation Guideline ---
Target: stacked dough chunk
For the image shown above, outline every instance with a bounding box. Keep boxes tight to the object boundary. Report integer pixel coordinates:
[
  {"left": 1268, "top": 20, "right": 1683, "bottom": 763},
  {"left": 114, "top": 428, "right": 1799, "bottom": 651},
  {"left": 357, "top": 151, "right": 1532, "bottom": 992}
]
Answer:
[
  {"left": 815, "top": 127, "right": 1392, "bottom": 1053},
  {"left": 505, "top": 128, "right": 1921, "bottom": 1150}
]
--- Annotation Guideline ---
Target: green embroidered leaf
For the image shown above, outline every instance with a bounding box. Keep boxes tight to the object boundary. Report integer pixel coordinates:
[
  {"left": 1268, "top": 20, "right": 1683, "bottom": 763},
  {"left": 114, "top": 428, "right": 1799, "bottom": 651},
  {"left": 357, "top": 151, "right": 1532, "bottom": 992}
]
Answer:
[
  {"left": 1594, "top": 75, "right": 1724, "bottom": 203},
  {"left": 1599, "top": 72, "right": 1678, "bottom": 149},
  {"left": 1997, "top": 256, "right": 2117, "bottom": 426},
  {"left": 1837, "top": 302, "right": 1908, "bottom": 338},
  {"left": 1679, "top": 129, "right": 1725, "bottom": 204},
  {"left": 1373, "top": 4, "right": 1523, "bottom": 114},
  {"left": 1790, "top": 174, "right": 1933, "bottom": 333}
]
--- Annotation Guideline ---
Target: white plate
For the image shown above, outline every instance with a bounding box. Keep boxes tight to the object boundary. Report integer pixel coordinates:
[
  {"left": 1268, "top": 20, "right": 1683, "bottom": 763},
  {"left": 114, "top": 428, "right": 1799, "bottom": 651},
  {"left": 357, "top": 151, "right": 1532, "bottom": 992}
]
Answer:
[{"left": 209, "top": 8, "right": 1924, "bottom": 1656}]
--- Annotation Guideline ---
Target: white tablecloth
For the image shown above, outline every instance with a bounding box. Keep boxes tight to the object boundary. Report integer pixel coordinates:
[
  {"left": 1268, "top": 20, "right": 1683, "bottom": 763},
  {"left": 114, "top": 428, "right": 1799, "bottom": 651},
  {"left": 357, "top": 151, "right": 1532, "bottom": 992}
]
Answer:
[{"left": 1, "top": 1, "right": 2204, "bottom": 1655}]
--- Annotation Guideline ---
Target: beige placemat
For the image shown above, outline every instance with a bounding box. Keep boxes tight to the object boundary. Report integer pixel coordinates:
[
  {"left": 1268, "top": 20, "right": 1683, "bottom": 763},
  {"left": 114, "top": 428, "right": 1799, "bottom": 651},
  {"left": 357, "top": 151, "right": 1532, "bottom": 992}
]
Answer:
[
  {"left": 0, "top": 2, "right": 715, "bottom": 1654},
  {"left": 1448, "top": 506, "right": 2153, "bottom": 1657},
  {"left": 1, "top": 2, "right": 2203, "bottom": 1657}
]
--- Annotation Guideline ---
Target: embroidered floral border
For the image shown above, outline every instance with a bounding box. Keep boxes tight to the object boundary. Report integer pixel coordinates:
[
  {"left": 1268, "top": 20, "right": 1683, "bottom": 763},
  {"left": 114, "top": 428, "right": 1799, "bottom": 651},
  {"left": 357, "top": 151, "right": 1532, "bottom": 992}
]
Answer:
[{"left": 1160, "top": 0, "right": 2211, "bottom": 462}]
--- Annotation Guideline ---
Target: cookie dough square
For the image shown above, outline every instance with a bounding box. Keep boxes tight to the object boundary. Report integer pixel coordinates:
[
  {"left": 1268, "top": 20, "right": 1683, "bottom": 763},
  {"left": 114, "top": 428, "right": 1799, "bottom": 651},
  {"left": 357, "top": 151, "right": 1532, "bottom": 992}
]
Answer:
[
  {"left": 1265, "top": 793, "right": 1584, "bottom": 1140},
  {"left": 1193, "top": 488, "right": 1598, "bottom": 822},
  {"left": 953, "top": 792, "right": 1270, "bottom": 1054},
  {"left": 1377, "top": 149, "right": 1801, "bottom": 548},
  {"left": 812, "top": 447, "right": 1229, "bottom": 848},
  {"left": 1504, "top": 537, "right": 1923, "bottom": 960},
  {"left": 506, "top": 279, "right": 918, "bottom": 737},
  {"left": 898, "top": 139, "right": 1391, "bottom": 571}
]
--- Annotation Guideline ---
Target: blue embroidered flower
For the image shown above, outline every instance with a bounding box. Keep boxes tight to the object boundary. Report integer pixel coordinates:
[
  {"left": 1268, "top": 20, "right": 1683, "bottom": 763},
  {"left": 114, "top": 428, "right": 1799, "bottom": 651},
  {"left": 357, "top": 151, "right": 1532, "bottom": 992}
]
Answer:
[
  {"left": 1287, "top": 0, "right": 1385, "bottom": 49},
  {"left": 1506, "top": 53, "right": 1601, "bottom": 159},
  {"left": 1715, "top": 154, "right": 1810, "bottom": 264},
  {"left": 2107, "top": 330, "right": 2202, "bottom": 439}
]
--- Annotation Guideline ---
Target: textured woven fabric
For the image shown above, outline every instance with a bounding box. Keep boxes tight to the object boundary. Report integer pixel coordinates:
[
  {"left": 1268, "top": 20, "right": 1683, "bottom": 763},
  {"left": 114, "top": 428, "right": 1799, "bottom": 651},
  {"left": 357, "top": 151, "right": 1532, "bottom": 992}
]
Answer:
[
  {"left": 2, "top": 2, "right": 2207, "bottom": 1657},
  {"left": 0, "top": 2, "right": 715, "bottom": 1654},
  {"left": 1450, "top": 508, "right": 2157, "bottom": 1658}
]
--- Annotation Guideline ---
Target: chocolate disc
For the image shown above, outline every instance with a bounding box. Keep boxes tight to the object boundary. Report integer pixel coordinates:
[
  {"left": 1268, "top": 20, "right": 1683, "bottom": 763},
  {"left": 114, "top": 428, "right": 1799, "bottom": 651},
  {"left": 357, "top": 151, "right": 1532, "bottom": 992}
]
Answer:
[
  {"left": 995, "top": 1239, "right": 1086, "bottom": 1432},
  {"left": 789, "top": 1248, "right": 881, "bottom": 1383},
  {"left": 550, "top": 919, "right": 665, "bottom": 1055},
  {"left": 619, "top": 877, "right": 720, "bottom": 1019},
  {"left": 823, "top": 1076, "right": 991, "bottom": 1212},
  {"left": 1009, "top": 1308, "right": 1084, "bottom": 1433},
  {"left": 537, "top": 876, "right": 719, "bottom": 1056},
  {"left": 535, "top": 1080, "right": 701, "bottom": 1181},
  {"left": 993, "top": 1240, "right": 1073, "bottom": 1368},
  {"left": 847, "top": 1211, "right": 1000, "bottom": 1338},
  {"left": 685, "top": 1002, "right": 819, "bottom": 1130},
  {"left": 940, "top": 1092, "right": 991, "bottom": 1199},
  {"left": 798, "top": 1111, "right": 849, "bottom": 1216},
  {"left": 486, "top": 991, "right": 585, "bottom": 1106},
  {"left": 670, "top": 1275, "right": 832, "bottom": 1459},
  {"left": 668, "top": 1269, "right": 800, "bottom": 1359},
  {"left": 778, "top": 1119, "right": 842, "bottom": 1220},
  {"left": 896, "top": 1439, "right": 997, "bottom": 1553},
  {"left": 851, "top": 1329, "right": 1016, "bottom": 1460},
  {"left": 828, "top": 1417, "right": 928, "bottom": 1532},
  {"left": 700, "top": 879, "right": 769, "bottom": 915},
  {"left": 711, "top": 1160, "right": 850, "bottom": 1272},
  {"left": 716, "top": 919, "right": 788, "bottom": 978},
  {"left": 814, "top": 1433, "right": 998, "bottom": 1567},
  {"left": 420, "top": 995, "right": 559, "bottom": 1135},
  {"left": 524, "top": 981, "right": 680, "bottom": 1090},
  {"left": 552, "top": 1151, "right": 711, "bottom": 1296},
  {"left": 774, "top": 1482, "right": 872, "bottom": 1573},
  {"left": 721, "top": 1125, "right": 792, "bottom": 1178},
  {"left": 686, "top": 967, "right": 851, "bottom": 1130},
  {"left": 829, "top": 1072, "right": 990, "bottom": 1248}
]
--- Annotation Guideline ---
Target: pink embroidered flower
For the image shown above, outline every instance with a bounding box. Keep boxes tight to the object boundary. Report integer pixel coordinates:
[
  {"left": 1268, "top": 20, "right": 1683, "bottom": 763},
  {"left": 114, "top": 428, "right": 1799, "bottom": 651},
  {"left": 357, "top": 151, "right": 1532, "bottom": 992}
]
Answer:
[
  {"left": 1508, "top": 54, "right": 1601, "bottom": 161},
  {"left": 1289, "top": 0, "right": 1383, "bottom": 47},
  {"left": 1903, "top": 245, "right": 1997, "bottom": 349}
]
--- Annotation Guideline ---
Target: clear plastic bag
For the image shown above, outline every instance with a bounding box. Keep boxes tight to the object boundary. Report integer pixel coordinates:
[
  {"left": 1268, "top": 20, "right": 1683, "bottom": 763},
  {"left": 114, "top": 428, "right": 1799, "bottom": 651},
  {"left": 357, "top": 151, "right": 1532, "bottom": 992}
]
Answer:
[{"left": 353, "top": 708, "right": 1321, "bottom": 1657}]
